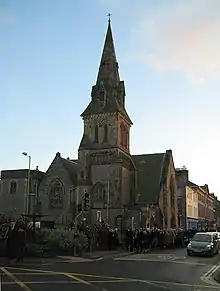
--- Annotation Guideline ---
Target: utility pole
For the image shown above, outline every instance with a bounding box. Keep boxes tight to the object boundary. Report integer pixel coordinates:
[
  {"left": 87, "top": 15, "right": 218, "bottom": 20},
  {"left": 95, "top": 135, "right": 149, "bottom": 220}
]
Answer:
[
  {"left": 22, "top": 152, "right": 31, "bottom": 215},
  {"left": 74, "top": 190, "right": 79, "bottom": 228}
]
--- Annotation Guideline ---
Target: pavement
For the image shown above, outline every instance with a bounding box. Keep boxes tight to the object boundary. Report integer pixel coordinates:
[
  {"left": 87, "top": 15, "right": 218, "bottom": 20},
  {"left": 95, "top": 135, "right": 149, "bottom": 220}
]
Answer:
[{"left": 1, "top": 248, "right": 220, "bottom": 290}]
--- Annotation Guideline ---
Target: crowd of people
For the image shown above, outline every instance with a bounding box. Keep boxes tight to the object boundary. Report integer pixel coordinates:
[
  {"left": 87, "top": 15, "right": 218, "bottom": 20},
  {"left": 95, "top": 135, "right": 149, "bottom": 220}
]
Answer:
[
  {"left": 0, "top": 214, "right": 215, "bottom": 262},
  {"left": 123, "top": 228, "right": 186, "bottom": 253},
  {"left": 91, "top": 224, "right": 190, "bottom": 252},
  {"left": 1, "top": 220, "right": 26, "bottom": 263}
]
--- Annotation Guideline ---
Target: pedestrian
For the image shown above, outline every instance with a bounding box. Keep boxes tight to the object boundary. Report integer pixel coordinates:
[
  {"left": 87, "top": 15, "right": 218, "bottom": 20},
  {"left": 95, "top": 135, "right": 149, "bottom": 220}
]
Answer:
[
  {"left": 6, "top": 221, "right": 17, "bottom": 261},
  {"left": 15, "top": 224, "right": 26, "bottom": 263}
]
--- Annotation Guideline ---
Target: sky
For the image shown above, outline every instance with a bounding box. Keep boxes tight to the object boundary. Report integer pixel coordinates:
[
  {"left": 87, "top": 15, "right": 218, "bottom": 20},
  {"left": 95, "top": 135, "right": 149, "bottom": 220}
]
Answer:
[{"left": 1, "top": 0, "right": 220, "bottom": 196}]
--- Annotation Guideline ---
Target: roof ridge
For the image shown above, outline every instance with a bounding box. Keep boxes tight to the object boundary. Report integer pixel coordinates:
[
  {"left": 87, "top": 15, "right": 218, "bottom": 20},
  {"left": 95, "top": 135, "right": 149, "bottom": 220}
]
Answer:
[{"left": 132, "top": 152, "right": 165, "bottom": 157}]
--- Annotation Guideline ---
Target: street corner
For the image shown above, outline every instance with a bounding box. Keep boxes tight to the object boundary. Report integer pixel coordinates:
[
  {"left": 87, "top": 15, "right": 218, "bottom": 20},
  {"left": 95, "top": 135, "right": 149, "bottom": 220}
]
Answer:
[
  {"left": 200, "top": 263, "right": 220, "bottom": 286},
  {"left": 213, "top": 264, "right": 220, "bottom": 285}
]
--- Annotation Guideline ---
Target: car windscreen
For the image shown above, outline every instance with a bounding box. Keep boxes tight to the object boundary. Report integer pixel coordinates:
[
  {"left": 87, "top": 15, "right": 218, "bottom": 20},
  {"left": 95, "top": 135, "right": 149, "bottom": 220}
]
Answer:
[{"left": 192, "top": 234, "right": 211, "bottom": 242}]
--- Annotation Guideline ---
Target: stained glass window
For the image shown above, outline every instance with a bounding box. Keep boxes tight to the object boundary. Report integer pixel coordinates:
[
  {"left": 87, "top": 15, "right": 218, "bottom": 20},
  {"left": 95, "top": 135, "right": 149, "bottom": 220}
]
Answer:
[{"left": 49, "top": 180, "right": 64, "bottom": 209}]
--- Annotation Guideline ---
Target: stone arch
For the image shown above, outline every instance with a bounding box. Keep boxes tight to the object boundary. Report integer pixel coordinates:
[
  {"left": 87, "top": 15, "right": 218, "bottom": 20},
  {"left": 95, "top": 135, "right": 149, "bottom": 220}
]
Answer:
[
  {"left": 91, "top": 182, "right": 106, "bottom": 203},
  {"left": 48, "top": 179, "right": 64, "bottom": 209}
]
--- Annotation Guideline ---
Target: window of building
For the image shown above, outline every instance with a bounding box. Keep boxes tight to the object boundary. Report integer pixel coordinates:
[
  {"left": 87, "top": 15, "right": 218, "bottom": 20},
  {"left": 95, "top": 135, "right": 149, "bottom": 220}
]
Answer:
[
  {"left": 188, "top": 205, "right": 193, "bottom": 217},
  {"left": 48, "top": 179, "right": 64, "bottom": 209},
  {"left": 33, "top": 182, "right": 38, "bottom": 195},
  {"left": 10, "top": 180, "right": 17, "bottom": 194},
  {"left": 103, "top": 124, "right": 108, "bottom": 142},
  {"left": 97, "top": 211, "right": 102, "bottom": 222},
  {"left": 94, "top": 125, "right": 99, "bottom": 143}
]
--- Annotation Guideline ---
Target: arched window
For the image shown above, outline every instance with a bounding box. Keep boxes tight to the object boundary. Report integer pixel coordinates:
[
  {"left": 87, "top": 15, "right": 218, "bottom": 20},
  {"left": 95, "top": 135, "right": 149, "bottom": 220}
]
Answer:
[
  {"left": 49, "top": 179, "right": 64, "bottom": 209},
  {"left": 10, "top": 180, "right": 17, "bottom": 194},
  {"left": 94, "top": 125, "right": 99, "bottom": 143},
  {"left": 92, "top": 182, "right": 105, "bottom": 202},
  {"left": 103, "top": 124, "right": 108, "bottom": 142}
]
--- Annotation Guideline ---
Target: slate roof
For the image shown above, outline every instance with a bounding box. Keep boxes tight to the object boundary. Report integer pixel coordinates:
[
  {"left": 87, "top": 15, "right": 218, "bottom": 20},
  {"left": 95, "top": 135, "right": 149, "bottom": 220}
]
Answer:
[
  {"left": 60, "top": 157, "right": 78, "bottom": 184},
  {"left": 188, "top": 181, "right": 198, "bottom": 187},
  {"left": 132, "top": 153, "right": 166, "bottom": 204}
]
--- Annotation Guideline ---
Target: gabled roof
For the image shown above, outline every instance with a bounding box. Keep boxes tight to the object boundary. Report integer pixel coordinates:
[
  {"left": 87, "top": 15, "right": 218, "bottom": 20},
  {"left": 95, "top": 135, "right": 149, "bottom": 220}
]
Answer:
[
  {"left": 188, "top": 181, "right": 209, "bottom": 195},
  {"left": 132, "top": 152, "right": 166, "bottom": 204},
  {"left": 59, "top": 156, "right": 78, "bottom": 184},
  {"left": 188, "top": 181, "right": 198, "bottom": 187}
]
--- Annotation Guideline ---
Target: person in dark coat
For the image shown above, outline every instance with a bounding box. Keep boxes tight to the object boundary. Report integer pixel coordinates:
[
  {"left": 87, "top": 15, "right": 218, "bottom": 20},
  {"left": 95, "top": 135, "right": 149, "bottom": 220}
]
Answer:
[
  {"left": 6, "top": 221, "right": 17, "bottom": 260},
  {"left": 15, "top": 225, "right": 26, "bottom": 263}
]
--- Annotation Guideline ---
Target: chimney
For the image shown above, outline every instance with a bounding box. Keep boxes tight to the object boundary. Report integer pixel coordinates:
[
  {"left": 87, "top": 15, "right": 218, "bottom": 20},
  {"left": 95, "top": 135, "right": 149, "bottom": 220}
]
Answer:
[{"left": 36, "top": 166, "right": 39, "bottom": 171}]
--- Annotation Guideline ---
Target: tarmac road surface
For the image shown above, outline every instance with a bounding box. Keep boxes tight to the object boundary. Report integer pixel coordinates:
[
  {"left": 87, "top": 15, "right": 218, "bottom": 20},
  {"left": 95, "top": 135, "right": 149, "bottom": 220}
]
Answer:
[{"left": 1, "top": 248, "right": 220, "bottom": 291}]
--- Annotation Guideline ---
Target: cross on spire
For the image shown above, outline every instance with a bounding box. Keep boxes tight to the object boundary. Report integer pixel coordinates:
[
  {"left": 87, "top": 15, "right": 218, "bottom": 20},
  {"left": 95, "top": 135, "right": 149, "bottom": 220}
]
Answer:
[{"left": 107, "top": 13, "right": 112, "bottom": 23}]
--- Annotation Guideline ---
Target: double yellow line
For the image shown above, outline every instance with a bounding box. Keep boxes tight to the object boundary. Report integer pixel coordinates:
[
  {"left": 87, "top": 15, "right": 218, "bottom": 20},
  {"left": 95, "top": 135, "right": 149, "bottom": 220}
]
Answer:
[
  {"left": 0, "top": 267, "right": 107, "bottom": 291},
  {"left": 1, "top": 267, "right": 31, "bottom": 291}
]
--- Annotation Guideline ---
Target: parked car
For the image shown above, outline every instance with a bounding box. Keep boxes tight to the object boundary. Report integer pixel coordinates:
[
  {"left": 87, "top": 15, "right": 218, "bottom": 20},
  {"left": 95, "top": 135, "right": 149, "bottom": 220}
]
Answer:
[{"left": 187, "top": 232, "right": 219, "bottom": 256}]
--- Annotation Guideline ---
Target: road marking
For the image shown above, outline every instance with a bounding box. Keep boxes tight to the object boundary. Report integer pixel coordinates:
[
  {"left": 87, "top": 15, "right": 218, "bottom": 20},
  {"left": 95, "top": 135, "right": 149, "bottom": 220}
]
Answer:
[
  {"left": 64, "top": 272, "right": 97, "bottom": 287},
  {"left": 0, "top": 267, "right": 32, "bottom": 291},
  {"left": 201, "top": 264, "right": 219, "bottom": 279},
  {"left": 0, "top": 279, "right": 133, "bottom": 285},
  {"left": 6, "top": 266, "right": 128, "bottom": 280},
  {"left": 1, "top": 272, "right": 59, "bottom": 276},
  {"left": 200, "top": 263, "right": 220, "bottom": 286},
  {"left": 114, "top": 257, "right": 207, "bottom": 265},
  {"left": 5, "top": 266, "right": 220, "bottom": 291},
  {"left": 157, "top": 255, "right": 177, "bottom": 260}
]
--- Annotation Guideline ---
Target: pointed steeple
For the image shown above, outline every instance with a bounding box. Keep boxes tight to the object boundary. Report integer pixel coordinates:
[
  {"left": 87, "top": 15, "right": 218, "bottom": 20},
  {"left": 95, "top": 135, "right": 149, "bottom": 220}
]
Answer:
[
  {"left": 96, "top": 18, "right": 120, "bottom": 86},
  {"left": 80, "top": 18, "right": 132, "bottom": 125}
]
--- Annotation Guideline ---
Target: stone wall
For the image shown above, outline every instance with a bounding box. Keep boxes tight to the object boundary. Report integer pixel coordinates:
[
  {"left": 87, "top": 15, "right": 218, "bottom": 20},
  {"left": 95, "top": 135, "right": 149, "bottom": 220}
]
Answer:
[
  {"left": 83, "top": 113, "right": 118, "bottom": 147},
  {"left": 0, "top": 178, "right": 26, "bottom": 216}
]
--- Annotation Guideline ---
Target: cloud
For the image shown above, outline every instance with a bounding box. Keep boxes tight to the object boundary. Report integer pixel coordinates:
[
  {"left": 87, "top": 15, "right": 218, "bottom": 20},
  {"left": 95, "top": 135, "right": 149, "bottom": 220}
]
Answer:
[
  {"left": 0, "top": 9, "right": 17, "bottom": 26},
  {"left": 131, "top": 0, "right": 220, "bottom": 84}
]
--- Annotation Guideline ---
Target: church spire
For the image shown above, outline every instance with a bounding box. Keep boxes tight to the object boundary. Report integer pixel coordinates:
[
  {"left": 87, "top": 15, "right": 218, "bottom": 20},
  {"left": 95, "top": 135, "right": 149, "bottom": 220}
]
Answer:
[
  {"left": 81, "top": 17, "right": 132, "bottom": 125},
  {"left": 96, "top": 16, "right": 120, "bottom": 86}
]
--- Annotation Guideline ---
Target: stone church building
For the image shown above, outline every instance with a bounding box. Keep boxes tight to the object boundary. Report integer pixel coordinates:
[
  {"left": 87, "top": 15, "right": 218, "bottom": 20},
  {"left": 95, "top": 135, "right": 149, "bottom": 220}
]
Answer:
[{"left": 0, "top": 20, "right": 178, "bottom": 230}]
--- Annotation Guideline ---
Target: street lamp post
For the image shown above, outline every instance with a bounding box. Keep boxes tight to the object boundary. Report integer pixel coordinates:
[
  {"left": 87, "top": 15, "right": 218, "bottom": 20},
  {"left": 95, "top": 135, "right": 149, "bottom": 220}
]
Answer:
[
  {"left": 131, "top": 217, "right": 134, "bottom": 230},
  {"left": 107, "top": 174, "right": 110, "bottom": 224},
  {"left": 22, "top": 152, "right": 31, "bottom": 215}
]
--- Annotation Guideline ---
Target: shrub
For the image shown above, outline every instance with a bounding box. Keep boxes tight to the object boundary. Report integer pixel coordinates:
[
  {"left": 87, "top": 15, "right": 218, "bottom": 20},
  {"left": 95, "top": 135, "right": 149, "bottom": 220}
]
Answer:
[{"left": 35, "top": 228, "right": 88, "bottom": 254}]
